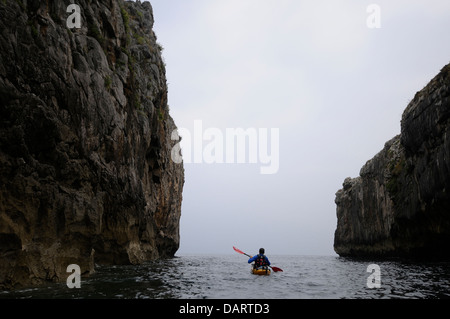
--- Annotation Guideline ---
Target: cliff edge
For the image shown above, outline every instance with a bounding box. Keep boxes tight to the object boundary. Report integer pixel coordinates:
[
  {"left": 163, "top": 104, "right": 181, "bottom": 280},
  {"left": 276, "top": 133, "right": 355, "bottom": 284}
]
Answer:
[
  {"left": 0, "top": 0, "right": 184, "bottom": 289},
  {"left": 334, "top": 63, "right": 450, "bottom": 259}
]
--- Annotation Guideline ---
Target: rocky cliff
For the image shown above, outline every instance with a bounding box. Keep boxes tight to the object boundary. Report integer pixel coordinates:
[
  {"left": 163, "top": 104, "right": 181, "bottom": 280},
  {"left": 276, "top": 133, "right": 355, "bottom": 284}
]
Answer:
[
  {"left": 0, "top": 0, "right": 184, "bottom": 289},
  {"left": 334, "top": 63, "right": 450, "bottom": 259}
]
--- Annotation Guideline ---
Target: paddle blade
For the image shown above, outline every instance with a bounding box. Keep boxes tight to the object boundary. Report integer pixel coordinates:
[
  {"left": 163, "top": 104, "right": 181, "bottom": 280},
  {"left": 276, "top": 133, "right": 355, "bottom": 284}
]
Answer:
[
  {"left": 271, "top": 267, "right": 283, "bottom": 272},
  {"left": 233, "top": 246, "right": 245, "bottom": 255}
]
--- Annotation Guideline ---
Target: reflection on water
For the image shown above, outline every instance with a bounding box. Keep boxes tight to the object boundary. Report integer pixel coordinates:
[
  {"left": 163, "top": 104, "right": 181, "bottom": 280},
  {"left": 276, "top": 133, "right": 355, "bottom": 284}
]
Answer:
[{"left": 1, "top": 255, "right": 450, "bottom": 299}]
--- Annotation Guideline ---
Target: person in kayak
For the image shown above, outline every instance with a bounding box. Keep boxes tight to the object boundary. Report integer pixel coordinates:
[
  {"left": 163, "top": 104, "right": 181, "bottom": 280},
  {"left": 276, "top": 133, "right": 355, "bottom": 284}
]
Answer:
[{"left": 248, "top": 248, "right": 271, "bottom": 270}]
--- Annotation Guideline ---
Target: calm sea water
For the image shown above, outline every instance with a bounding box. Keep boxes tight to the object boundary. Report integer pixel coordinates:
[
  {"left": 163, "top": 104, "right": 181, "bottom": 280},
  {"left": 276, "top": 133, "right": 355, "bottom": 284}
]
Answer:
[{"left": 1, "top": 255, "right": 450, "bottom": 299}]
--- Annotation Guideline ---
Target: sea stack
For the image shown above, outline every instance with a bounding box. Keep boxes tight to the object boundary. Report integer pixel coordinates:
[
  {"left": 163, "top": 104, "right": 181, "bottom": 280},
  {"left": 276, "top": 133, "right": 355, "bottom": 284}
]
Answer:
[
  {"left": 334, "top": 63, "right": 450, "bottom": 259},
  {"left": 0, "top": 0, "right": 184, "bottom": 289}
]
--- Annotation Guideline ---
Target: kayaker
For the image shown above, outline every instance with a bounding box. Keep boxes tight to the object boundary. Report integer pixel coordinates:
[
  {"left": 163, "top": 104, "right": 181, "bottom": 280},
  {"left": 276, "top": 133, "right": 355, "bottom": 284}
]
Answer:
[{"left": 248, "top": 248, "right": 271, "bottom": 269}]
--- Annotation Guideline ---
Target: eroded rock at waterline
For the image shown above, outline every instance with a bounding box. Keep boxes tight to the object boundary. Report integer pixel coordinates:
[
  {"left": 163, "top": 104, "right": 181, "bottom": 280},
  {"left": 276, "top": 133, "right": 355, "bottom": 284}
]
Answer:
[
  {"left": 334, "top": 63, "right": 450, "bottom": 259},
  {"left": 0, "top": 0, "right": 184, "bottom": 289}
]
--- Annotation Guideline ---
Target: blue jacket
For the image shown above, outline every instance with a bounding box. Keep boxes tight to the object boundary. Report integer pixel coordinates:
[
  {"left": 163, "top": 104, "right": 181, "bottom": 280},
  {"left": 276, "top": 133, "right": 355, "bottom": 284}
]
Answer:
[{"left": 248, "top": 254, "right": 270, "bottom": 266}]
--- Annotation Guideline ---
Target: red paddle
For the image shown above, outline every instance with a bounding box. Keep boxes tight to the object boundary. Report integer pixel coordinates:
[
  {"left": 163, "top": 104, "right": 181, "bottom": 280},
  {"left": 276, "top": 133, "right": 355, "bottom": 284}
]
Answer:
[{"left": 233, "top": 246, "right": 283, "bottom": 272}]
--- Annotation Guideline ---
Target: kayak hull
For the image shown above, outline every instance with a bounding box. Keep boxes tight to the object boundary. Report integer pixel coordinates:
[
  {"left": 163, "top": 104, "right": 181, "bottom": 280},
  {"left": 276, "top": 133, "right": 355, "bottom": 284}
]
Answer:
[{"left": 251, "top": 268, "right": 271, "bottom": 276}]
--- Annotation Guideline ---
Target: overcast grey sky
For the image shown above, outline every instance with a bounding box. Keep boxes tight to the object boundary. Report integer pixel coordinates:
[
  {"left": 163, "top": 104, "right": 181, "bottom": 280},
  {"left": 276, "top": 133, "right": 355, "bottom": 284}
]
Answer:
[{"left": 144, "top": 0, "right": 450, "bottom": 256}]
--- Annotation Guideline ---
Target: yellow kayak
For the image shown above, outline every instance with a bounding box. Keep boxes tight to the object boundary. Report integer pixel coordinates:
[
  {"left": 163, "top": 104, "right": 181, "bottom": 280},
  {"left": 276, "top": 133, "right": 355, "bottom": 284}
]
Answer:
[{"left": 251, "top": 267, "right": 271, "bottom": 276}]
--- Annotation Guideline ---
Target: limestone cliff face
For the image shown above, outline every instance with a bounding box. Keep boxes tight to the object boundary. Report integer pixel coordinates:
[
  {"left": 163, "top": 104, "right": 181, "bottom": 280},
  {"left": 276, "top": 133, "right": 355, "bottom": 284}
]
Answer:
[
  {"left": 334, "top": 63, "right": 450, "bottom": 259},
  {"left": 0, "top": 0, "right": 184, "bottom": 289}
]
